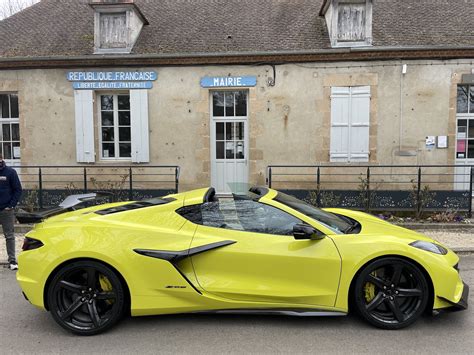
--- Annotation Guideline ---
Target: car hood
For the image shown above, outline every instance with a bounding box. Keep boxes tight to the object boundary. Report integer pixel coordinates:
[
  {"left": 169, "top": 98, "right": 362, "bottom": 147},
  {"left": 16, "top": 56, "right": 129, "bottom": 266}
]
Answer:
[{"left": 324, "top": 208, "right": 435, "bottom": 243}]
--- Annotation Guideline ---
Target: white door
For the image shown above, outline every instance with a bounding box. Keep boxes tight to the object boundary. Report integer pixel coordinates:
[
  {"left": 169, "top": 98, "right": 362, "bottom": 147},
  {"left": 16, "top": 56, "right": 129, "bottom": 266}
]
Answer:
[
  {"left": 210, "top": 91, "right": 249, "bottom": 194},
  {"left": 454, "top": 84, "right": 474, "bottom": 193}
]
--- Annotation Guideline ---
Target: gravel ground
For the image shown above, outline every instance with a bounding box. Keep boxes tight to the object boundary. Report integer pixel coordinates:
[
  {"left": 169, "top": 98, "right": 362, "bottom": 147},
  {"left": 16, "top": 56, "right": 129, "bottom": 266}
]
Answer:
[{"left": 1, "top": 230, "right": 473, "bottom": 263}]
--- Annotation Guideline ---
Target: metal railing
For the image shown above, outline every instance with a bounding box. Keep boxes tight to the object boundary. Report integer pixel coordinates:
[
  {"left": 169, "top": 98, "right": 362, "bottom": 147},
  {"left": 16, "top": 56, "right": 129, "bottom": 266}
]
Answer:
[
  {"left": 15, "top": 165, "right": 180, "bottom": 210},
  {"left": 267, "top": 164, "right": 474, "bottom": 216}
]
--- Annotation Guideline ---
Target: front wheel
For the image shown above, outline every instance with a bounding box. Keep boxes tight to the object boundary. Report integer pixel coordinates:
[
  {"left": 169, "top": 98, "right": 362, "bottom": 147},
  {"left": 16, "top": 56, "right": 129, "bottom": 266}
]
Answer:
[
  {"left": 353, "top": 257, "right": 429, "bottom": 329},
  {"left": 48, "top": 261, "right": 126, "bottom": 335}
]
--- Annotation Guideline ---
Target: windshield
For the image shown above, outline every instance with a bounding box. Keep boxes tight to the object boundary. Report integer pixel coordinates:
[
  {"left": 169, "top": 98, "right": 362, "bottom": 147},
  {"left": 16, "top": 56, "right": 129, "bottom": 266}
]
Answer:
[{"left": 274, "top": 192, "right": 352, "bottom": 234}]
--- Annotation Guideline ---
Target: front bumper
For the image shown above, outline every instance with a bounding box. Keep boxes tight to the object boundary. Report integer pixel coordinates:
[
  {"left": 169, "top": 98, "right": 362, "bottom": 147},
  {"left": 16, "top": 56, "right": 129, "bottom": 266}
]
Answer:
[{"left": 442, "top": 282, "right": 469, "bottom": 312}]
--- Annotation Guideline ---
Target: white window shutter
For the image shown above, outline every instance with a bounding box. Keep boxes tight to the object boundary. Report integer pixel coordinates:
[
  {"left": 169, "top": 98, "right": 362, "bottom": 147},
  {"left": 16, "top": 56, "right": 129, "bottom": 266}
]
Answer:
[
  {"left": 349, "top": 86, "right": 370, "bottom": 162},
  {"left": 130, "top": 90, "right": 150, "bottom": 163},
  {"left": 330, "top": 87, "right": 350, "bottom": 162},
  {"left": 74, "top": 90, "right": 95, "bottom": 163}
]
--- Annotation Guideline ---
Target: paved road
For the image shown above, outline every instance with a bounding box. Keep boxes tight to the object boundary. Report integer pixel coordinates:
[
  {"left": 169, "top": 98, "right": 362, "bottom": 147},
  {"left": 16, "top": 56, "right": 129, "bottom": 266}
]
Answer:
[{"left": 1, "top": 256, "right": 473, "bottom": 354}]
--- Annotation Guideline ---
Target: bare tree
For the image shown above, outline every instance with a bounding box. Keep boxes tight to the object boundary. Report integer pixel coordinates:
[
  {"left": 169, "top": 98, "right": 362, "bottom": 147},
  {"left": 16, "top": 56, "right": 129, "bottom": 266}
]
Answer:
[{"left": 0, "top": 0, "right": 40, "bottom": 20}]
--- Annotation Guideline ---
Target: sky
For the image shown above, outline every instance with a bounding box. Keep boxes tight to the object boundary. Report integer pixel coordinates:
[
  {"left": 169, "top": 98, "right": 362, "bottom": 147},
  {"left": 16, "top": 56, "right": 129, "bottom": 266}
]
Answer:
[{"left": 0, "top": 0, "right": 40, "bottom": 20}]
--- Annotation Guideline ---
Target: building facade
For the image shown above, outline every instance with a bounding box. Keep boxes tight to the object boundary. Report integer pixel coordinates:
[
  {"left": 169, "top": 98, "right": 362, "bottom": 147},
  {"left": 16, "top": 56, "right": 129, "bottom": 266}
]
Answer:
[{"left": 0, "top": 0, "right": 473, "bottom": 196}]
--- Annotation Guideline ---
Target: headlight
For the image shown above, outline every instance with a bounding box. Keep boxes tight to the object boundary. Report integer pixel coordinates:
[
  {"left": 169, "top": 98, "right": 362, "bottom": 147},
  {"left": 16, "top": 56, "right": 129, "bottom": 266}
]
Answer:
[{"left": 410, "top": 241, "right": 448, "bottom": 255}]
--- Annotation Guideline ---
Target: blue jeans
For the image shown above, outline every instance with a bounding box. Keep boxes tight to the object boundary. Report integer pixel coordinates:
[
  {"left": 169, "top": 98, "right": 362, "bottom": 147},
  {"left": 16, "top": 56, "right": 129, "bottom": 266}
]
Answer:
[{"left": 0, "top": 209, "right": 15, "bottom": 264}]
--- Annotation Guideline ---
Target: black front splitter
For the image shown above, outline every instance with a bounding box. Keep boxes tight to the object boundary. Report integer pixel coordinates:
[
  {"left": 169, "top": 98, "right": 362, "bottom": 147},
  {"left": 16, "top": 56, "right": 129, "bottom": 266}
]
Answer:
[{"left": 438, "top": 282, "right": 469, "bottom": 313}]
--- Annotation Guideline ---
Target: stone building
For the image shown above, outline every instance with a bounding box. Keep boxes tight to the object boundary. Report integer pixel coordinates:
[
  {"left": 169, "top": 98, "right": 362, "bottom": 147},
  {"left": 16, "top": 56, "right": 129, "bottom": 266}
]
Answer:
[{"left": 0, "top": 0, "right": 473, "bottom": 199}]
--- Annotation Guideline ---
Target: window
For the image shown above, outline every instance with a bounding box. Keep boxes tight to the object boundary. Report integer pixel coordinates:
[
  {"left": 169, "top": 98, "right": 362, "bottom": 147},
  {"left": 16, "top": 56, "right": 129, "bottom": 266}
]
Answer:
[
  {"left": 0, "top": 94, "right": 20, "bottom": 161},
  {"left": 330, "top": 86, "right": 370, "bottom": 162},
  {"left": 99, "top": 94, "right": 131, "bottom": 159},
  {"left": 323, "top": 0, "right": 372, "bottom": 47},
  {"left": 456, "top": 85, "right": 474, "bottom": 159},
  {"left": 179, "top": 200, "right": 302, "bottom": 236},
  {"left": 337, "top": 2, "right": 366, "bottom": 42},
  {"left": 99, "top": 12, "right": 128, "bottom": 49},
  {"left": 91, "top": 1, "right": 148, "bottom": 54},
  {"left": 212, "top": 91, "right": 247, "bottom": 160}
]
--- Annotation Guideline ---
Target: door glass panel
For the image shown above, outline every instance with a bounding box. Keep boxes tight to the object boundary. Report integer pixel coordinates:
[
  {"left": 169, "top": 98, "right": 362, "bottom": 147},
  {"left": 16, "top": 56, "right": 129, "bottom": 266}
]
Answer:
[
  {"left": 199, "top": 200, "right": 302, "bottom": 236},
  {"left": 457, "top": 86, "right": 468, "bottom": 113},
  {"left": 225, "top": 122, "right": 233, "bottom": 140},
  {"left": 469, "top": 120, "right": 474, "bottom": 138},
  {"left": 216, "top": 122, "right": 224, "bottom": 140},
  {"left": 457, "top": 140, "right": 466, "bottom": 158},
  {"left": 216, "top": 142, "right": 224, "bottom": 159},
  {"left": 225, "top": 92, "right": 234, "bottom": 116},
  {"left": 235, "top": 92, "right": 247, "bottom": 116},
  {"left": 225, "top": 142, "right": 235, "bottom": 159},
  {"left": 236, "top": 122, "right": 244, "bottom": 139},
  {"left": 468, "top": 141, "right": 474, "bottom": 159},
  {"left": 236, "top": 141, "right": 245, "bottom": 159},
  {"left": 212, "top": 92, "right": 224, "bottom": 117},
  {"left": 470, "top": 86, "right": 474, "bottom": 114}
]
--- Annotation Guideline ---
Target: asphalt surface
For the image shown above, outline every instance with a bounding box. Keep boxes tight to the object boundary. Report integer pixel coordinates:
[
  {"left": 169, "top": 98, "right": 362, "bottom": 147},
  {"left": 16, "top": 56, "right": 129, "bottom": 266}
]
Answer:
[{"left": 1, "top": 256, "right": 473, "bottom": 355}]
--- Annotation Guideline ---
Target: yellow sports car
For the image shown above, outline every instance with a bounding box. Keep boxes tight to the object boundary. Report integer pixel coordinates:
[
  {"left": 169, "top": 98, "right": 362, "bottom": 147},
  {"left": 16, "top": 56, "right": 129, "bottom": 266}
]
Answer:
[{"left": 17, "top": 187, "right": 468, "bottom": 335}]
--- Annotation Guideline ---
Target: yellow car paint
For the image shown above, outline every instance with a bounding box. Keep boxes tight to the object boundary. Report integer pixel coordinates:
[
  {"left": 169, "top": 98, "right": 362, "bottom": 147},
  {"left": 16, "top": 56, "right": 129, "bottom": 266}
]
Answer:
[{"left": 17, "top": 187, "right": 466, "bottom": 319}]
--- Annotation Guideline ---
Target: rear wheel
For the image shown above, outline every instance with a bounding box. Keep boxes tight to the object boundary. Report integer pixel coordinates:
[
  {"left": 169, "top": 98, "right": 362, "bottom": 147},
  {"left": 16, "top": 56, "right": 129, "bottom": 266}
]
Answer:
[
  {"left": 48, "top": 261, "right": 125, "bottom": 335},
  {"left": 354, "top": 257, "right": 429, "bottom": 329}
]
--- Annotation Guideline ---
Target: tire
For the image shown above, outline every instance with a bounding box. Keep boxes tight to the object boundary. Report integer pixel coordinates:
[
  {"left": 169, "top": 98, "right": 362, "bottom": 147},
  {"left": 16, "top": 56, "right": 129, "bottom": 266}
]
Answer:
[
  {"left": 353, "top": 257, "right": 429, "bottom": 330},
  {"left": 47, "top": 260, "right": 126, "bottom": 335}
]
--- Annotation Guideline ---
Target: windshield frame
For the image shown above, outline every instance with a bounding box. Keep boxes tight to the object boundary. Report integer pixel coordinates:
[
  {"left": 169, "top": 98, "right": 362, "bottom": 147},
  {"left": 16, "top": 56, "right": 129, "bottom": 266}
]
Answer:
[{"left": 272, "top": 192, "right": 353, "bottom": 234}]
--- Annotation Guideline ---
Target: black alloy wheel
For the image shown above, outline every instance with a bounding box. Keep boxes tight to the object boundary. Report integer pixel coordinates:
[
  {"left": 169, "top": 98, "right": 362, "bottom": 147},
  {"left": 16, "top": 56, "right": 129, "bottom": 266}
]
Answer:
[
  {"left": 354, "top": 257, "right": 429, "bottom": 329},
  {"left": 48, "top": 261, "right": 126, "bottom": 335}
]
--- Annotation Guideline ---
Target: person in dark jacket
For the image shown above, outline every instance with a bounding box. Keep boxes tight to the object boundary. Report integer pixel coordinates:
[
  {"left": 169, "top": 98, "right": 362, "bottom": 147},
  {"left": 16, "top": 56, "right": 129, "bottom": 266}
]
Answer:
[{"left": 0, "top": 154, "right": 22, "bottom": 270}]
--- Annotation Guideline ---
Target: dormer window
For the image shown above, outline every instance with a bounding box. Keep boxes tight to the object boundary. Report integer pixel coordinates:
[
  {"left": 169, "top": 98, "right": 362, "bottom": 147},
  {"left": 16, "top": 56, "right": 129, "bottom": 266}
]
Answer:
[
  {"left": 90, "top": 0, "right": 148, "bottom": 54},
  {"left": 99, "top": 12, "right": 128, "bottom": 49},
  {"left": 320, "top": 0, "right": 372, "bottom": 48}
]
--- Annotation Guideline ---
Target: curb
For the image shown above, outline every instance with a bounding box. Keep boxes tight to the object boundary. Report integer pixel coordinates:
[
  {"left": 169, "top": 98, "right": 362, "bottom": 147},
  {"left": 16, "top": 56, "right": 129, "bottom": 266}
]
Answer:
[{"left": 395, "top": 223, "right": 474, "bottom": 231}]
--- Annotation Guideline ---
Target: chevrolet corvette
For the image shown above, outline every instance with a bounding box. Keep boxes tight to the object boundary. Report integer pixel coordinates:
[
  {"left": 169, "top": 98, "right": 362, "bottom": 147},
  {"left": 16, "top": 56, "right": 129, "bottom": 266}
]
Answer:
[{"left": 17, "top": 187, "right": 468, "bottom": 335}]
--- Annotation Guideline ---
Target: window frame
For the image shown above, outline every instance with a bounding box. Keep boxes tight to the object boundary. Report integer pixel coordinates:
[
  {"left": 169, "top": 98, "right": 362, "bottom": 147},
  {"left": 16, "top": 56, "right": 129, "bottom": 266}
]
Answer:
[
  {"left": 178, "top": 200, "right": 304, "bottom": 237},
  {"left": 97, "top": 92, "right": 132, "bottom": 161},
  {"left": 0, "top": 93, "right": 20, "bottom": 161},
  {"left": 94, "top": 7, "right": 132, "bottom": 54},
  {"left": 331, "top": 0, "right": 372, "bottom": 48},
  {"left": 455, "top": 85, "right": 474, "bottom": 160}
]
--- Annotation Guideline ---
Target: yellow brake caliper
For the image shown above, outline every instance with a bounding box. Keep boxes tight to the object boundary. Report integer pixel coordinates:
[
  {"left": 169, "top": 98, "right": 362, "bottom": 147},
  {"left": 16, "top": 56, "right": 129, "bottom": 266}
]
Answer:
[
  {"left": 364, "top": 272, "right": 376, "bottom": 303},
  {"left": 99, "top": 274, "right": 115, "bottom": 305}
]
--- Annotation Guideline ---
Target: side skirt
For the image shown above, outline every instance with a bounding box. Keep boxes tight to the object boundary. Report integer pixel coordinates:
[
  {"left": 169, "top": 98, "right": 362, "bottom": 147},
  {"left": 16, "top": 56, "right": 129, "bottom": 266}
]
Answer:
[{"left": 193, "top": 309, "right": 347, "bottom": 317}]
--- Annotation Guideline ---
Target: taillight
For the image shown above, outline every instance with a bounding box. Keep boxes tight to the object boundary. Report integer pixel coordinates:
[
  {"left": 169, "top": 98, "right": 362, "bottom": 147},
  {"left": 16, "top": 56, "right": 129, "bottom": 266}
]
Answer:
[{"left": 22, "top": 237, "right": 44, "bottom": 251}]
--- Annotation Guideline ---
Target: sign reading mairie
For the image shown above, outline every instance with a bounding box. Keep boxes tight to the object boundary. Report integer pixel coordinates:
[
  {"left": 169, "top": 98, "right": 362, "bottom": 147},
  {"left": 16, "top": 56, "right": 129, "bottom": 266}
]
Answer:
[
  {"left": 67, "top": 71, "right": 157, "bottom": 90},
  {"left": 201, "top": 76, "right": 257, "bottom": 88}
]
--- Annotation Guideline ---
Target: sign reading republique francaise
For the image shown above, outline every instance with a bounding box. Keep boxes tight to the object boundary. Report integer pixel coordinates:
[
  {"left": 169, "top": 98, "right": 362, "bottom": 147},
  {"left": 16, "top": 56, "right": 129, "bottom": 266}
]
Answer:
[
  {"left": 200, "top": 76, "right": 257, "bottom": 88},
  {"left": 67, "top": 71, "right": 157, "bottom": 90}
]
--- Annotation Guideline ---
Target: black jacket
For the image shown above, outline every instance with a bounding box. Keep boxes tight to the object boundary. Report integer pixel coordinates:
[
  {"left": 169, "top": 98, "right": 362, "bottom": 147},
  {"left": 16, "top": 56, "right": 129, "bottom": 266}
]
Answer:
[{"left": 0, "top": 161, "right": 22, "bottom": 210}]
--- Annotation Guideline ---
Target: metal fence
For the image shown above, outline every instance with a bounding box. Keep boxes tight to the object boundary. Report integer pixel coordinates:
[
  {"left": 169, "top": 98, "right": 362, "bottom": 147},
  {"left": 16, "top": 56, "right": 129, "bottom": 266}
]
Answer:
[
  {"left": 267, "top": 165, "right": 474, "bottom": 216},
  {"left": 15, "top": 165, "right": 180, "bottom": 210}
]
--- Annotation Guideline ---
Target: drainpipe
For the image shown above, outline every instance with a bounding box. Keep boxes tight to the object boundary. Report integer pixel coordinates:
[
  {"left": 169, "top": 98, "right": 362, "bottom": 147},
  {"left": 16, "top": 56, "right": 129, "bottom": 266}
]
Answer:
[{"left": 399, "top": 63, "right": 407, "bottom": 152}]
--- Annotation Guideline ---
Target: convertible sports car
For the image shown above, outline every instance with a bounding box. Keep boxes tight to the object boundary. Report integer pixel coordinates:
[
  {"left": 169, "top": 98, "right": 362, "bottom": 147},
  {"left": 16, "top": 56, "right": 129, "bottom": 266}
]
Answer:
[{"left": 17, "top": 187, "right": 468, "bottom": 335}]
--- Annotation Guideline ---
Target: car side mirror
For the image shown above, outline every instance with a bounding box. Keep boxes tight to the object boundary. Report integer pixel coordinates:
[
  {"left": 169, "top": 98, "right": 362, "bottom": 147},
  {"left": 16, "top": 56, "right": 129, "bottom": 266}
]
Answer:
[{"left": 293, "top": 224, "right": 325, "bottom": 241}]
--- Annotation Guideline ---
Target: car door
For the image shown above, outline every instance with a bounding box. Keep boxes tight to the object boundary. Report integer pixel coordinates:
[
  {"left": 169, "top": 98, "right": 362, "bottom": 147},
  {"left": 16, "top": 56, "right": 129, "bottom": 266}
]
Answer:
[{"left": 186, "top": 199, "right": 341, "bottom": 308}]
